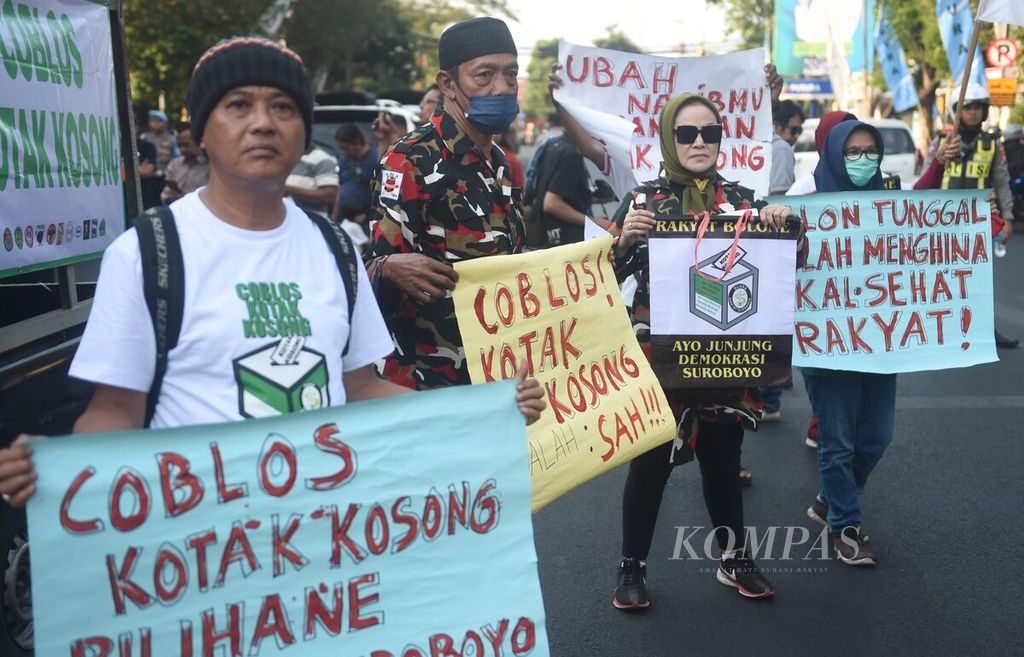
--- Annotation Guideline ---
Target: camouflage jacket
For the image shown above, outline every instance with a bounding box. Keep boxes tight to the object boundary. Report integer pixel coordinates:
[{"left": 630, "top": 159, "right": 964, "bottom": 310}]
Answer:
[{"left": 366, "top": 108, "right": 525, "bottom": 390}]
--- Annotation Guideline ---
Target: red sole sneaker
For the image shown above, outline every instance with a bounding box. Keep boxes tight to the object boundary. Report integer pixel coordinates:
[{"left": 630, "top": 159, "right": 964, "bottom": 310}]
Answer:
[
  {"left": 716, "top": 568, "right": 776, "bottom": 599},
  {"left": 611, "top": 597, "right": 650, "bottom": 610}
]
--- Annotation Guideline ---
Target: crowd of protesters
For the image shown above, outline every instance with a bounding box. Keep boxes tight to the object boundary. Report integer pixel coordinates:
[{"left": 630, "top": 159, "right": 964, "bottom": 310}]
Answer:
[{"left": 0, "top": 15, "right": 1018, "bottom": 615}]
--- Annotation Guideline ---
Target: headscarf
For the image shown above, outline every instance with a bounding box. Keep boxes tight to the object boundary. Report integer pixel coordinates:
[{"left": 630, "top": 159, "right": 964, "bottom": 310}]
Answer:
[
  {"left": 815, "top": 111, "right": 856, "bottom": 154},
  {"left": 812, "top": 120, "right": 885, "bottom": 193},
  {"left": 658, "top": 93, "right": 721, "bottom": 213}
]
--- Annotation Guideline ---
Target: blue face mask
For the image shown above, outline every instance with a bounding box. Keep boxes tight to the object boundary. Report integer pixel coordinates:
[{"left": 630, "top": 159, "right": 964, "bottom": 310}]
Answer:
[
  {"left": 461, "top": 92, "right": 519, "bottom": 135},
  {"left": 845, "top": 157, "right": 879, "bottom": 187}
]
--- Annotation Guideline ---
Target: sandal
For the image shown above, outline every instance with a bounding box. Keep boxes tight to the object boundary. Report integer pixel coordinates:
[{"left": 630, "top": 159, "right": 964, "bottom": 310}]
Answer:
[{"left": 739, "top": 466, "right": 753, "bottom": 487}]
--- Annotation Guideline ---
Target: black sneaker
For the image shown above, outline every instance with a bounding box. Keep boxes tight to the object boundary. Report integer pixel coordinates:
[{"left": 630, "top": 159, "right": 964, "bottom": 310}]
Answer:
[
  {"left": 832, "top": 526, "right": 876, "bottom": 566},
  {"left": 808, "top": 502, "right": 870, "bottom": 542},
  {"left": 612, "top": 558, "right": 650, "bottom": 610},
  {"left": 717, "top": 554, "right": 775, "bottom": 599},
  {"left": 807, "top": 499, "right": 828, "bottom": 528}
]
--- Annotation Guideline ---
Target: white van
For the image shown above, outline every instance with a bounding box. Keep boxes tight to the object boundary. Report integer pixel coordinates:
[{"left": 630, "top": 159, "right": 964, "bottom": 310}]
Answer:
[{"left": 793, "top": 117, "right": 919, "bottom": 186}]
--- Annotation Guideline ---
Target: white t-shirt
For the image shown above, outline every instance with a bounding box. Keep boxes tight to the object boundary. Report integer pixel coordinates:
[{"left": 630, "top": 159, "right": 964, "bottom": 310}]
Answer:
[{"left": 70, "top": 191, "right": 394, "bottom": 429}]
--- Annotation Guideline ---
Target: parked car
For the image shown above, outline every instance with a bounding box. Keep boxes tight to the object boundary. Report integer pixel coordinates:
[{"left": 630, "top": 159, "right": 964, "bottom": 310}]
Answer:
[
  {"left": 794, "top": 117, "right": 919, "bottom": 186},
  {"left": 312, "top": 100, "right": 420, "bottom": 162}
]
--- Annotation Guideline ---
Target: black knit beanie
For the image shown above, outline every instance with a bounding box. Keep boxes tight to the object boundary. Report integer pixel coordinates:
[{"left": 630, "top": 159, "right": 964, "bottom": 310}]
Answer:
[
  {"left": 186, "top": 37, "right": 313, "bottom": 148},
  {"left": 438, "top": 17, "right": 517, "bottom": 71}
]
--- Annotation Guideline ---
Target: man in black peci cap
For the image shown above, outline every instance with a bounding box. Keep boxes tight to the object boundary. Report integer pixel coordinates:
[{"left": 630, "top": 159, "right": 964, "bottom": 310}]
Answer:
[{"left": 367, "top": 17, "right": 527, "bottom": 391}]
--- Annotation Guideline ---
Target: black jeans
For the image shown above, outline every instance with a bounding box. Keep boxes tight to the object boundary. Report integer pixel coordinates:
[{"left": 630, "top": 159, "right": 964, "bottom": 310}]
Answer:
[{"left": 621, "top": 420, "right": 744, "bottom": 559}]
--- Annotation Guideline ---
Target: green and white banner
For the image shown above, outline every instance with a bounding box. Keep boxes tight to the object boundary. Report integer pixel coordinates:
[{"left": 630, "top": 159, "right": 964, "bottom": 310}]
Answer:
[{"left": 0, "top": 0, "right": 124, "bottom": 278}]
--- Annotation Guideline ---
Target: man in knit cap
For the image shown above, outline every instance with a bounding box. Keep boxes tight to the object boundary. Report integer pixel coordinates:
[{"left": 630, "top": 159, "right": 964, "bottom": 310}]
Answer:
[
  {"left": 0, "top": 36, "right": 545, "bottom": 466},
  {"left": 366, "top": 17, "right": 526, "bottom": 390}
]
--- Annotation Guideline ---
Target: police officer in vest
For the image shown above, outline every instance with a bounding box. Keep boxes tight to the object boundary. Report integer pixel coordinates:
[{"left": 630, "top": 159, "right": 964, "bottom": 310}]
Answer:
[{"left": 925, "top": 82, "right": 1017, "bottom": 348}]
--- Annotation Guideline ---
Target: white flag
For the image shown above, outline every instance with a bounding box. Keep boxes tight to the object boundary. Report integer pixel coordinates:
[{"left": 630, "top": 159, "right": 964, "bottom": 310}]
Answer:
[{"left": 978, "top": 0, "right": 1024, "bottom": 26}]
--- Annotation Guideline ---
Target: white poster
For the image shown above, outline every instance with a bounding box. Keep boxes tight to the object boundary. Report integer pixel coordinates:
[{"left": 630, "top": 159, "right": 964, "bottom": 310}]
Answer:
[
  {"left": 0, "top": 0, "right": 124, "bottom": 277},
  {"left": 554, "top": 42, "right": 772, "bottom": 199}
]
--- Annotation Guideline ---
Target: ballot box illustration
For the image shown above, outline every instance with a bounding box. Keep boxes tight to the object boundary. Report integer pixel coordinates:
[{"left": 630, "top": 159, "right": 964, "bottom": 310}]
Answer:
[
  {"left": 689, "top": 246, "right": 758, "bottom": 330},
  {"left": 234, "top": 336, "right": 329, "bottom": 417}
]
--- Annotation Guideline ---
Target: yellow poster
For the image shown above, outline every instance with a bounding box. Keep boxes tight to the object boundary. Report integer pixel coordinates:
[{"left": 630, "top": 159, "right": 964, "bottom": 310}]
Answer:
[{"left": 453, "top": 236, "right": 676, "bottom": 511}]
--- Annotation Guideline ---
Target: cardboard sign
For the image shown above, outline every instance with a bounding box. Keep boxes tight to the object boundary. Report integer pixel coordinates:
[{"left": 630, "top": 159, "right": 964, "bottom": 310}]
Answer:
[
  {"left": 649, "top": 214, "right": 798, "bottom": 389},
  {"left": 452, "top": 237, "right": 676, "bottom": 511},
  {"left": 775, "top": 190, "right": 998, "bottom": 373},
  {"left": 28, "top": 382, "right": 550, "bottom": 657}
]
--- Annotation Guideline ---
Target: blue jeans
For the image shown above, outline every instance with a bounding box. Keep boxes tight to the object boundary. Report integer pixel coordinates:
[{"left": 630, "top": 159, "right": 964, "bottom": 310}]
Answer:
[
  {"left": 760, "top": 387, "right": 782, "bottom": 413},
  {"left": 803, "top": 372, "right": 897, "bottom": 534}
]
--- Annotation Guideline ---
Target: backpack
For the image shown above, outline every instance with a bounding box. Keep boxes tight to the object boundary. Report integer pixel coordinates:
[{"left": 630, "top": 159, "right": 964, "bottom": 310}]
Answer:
[{"left": 133, "top": 206, "right": 360, "bottom": 427}]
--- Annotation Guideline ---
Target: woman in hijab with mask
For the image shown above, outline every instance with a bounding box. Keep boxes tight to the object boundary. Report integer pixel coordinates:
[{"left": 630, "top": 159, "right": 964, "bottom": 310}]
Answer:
[
  {"left": 611, "top": 93, "right": 798, "bottom": 608},
  {"left": 801, "top": 120, "right": 891, "bottom": 567}
]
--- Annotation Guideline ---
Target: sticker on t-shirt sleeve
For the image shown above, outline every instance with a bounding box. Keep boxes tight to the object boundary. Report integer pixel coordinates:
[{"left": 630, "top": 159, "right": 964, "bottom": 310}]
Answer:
[{"left": 380, "top": 170, "right": 404, "bottom": 201}]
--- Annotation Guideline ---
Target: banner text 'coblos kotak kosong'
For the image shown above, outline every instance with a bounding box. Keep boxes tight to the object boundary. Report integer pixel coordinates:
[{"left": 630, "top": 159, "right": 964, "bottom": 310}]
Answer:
[{"left": 28, "top": 383, "right": 550, "bottom": 657}]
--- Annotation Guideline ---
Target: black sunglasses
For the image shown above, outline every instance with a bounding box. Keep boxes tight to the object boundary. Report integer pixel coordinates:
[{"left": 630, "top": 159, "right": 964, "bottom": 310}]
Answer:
[{"left": 675, "top": 124, "right": 723, "bottom": 145}]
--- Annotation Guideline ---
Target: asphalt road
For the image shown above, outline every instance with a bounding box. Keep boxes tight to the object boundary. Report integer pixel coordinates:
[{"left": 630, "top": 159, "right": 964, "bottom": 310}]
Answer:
[{"left": 531, "top": 231, "right": 1024, "bottom": 656}]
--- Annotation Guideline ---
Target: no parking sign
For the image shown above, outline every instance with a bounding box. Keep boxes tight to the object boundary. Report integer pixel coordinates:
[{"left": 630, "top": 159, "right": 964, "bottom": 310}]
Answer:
[{"left": 986, "top": 38, "right": 1019, "bottom": 68}]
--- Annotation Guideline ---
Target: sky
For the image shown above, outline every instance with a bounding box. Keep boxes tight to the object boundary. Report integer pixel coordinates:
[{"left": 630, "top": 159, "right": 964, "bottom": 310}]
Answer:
[{"left": 504, "top": 0, "right": 734, "bottom": 57}]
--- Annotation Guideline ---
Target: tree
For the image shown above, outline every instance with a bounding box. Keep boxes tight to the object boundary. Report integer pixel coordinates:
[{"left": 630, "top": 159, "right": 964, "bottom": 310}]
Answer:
[
  {"left": 593, "top": 26, "right": 644, "bottom": 54},
  {"left": 400, "top": 0, "right": 515, "bottom": 85},
  {"left": 124, "top": 1, "right": 266, "bottom": 117},
  {"left": 282, "top": 0, "right": 418, "bottom": 92},
  {"left": 1011, "top": 26, "right": 1024, "bottom": 125},
  {"left": 882, "top": 0, "right": 997, "bottom": 147},
  {"left": 705, "top": 0, "right": 773, "bottom": 50},
  {"left": 882, "top": 0, "right": 950, "bottom": 146},
  {"left": 522, "top": 38, "right": 559, "bottom": 120},
  {"left": 123, "top": 0, "right": 517, "bottom": 119}
]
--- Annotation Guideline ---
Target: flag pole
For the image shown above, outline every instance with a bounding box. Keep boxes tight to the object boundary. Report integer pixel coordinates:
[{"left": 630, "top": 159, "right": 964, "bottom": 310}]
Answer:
[
  {"left": 863, "top": 0, "right": 871, "bottom": 117},
  {"left": 951, "top": 19, "right": 983, "bottom": 134}
]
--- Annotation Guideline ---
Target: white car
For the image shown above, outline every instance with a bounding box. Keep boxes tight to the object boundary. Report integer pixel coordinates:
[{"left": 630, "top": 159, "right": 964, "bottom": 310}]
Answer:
[{"left": 793, "top": 117, "right": 919, "bottom": 186}]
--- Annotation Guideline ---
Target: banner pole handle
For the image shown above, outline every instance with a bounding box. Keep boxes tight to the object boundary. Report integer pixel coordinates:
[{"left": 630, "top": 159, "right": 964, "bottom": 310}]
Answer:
[{"left": 952, "top": 19, "right": 983, "bottom": 135}]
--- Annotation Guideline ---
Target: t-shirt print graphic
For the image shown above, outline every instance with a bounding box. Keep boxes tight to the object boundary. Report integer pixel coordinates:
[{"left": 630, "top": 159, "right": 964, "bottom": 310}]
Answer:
[{"left": 233, "top": 336, "right": 331, "bottom": 417}]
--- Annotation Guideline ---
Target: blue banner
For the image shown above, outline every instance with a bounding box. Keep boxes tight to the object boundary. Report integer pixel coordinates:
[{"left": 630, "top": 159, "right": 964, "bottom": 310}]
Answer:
[
  {"left": 875, "top": 8, "right": 920, "bottom": 113},
  {"left": 936, "top": 0, "right": 988, "bottom": 87},
  {"left": 784, "top": 78, "right": 835, "bottom": 98},
  {"left": 849, "top": 0, "right": 876, "bottom": 74},
  {"left": 770, "top": 190, "right": 997, "bottom": 373},
  {"left": 27, "top": 382, "right": 550, "bottom": 657}
]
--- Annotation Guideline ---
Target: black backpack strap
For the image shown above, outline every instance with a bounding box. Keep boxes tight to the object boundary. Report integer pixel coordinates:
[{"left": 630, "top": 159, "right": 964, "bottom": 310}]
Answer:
[
  {"left": 303, "top": 210, "right": 359, "bottom": 356},
  {"left": 135, "top": 207, "right": 184, "bottom": 427}
]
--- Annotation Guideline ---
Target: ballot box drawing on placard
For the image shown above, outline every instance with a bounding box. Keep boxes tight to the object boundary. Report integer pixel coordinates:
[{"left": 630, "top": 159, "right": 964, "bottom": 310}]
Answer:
[
  {"left": 233, "top": 336, "right": 329, "bottom": 417},
  {"left": 689, "top": 245, "right": 759, "bottom": 331}
]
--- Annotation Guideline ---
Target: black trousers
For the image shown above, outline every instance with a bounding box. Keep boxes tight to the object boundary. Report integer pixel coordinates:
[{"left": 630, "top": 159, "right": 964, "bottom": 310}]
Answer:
[{"left": 621, "top": 420, "right": 744, "bottom": 559}]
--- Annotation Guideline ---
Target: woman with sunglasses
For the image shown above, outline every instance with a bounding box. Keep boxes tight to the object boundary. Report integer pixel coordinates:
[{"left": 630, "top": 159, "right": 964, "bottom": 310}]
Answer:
[
  {"left": 801, "top": 120, "right": 890, "bottom": 567},
  {"left": 612, "top": 93, "right": 797, "bottom": 608}
]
